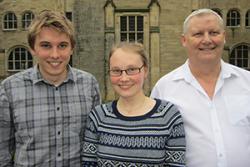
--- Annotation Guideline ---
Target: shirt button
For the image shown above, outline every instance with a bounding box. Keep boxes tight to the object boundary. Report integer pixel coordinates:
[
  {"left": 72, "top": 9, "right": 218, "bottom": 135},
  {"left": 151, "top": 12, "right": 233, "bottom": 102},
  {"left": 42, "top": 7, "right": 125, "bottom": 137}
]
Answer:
[
  {"left": 57, "top": 107, "right": 60, "bottom": 111},
  {"left": 58, "top": 153, "right": 61, "bottom": 157},
  {"left": 58, "top": 131, "right": 61, "bottom": 135}
]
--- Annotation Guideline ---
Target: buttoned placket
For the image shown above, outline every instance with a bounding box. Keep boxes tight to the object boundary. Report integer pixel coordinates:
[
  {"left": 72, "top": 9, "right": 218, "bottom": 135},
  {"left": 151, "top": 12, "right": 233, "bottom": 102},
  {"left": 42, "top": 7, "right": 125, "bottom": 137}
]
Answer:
[
  {"left": 54, "top": 86, "right": 63, "bottom": 163},
  {"left": 209, "top": 101, "right": 227, "bottom": 167}
]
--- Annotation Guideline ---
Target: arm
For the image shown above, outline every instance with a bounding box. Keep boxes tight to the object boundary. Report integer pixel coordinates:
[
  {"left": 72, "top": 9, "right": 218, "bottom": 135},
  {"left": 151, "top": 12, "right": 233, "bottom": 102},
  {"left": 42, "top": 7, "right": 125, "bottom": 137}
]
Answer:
[
  {"left": 81, "top": 110, "right": 98, "bottom": 166},
  {"left": 166, "top": 110, "right": 186, "bottom": 167},
  {"left": 0, "top": 84, "right": 15, "bottom": 167},
  {"left": 91, "top": 77, "right": 101, "bottom": 107}
]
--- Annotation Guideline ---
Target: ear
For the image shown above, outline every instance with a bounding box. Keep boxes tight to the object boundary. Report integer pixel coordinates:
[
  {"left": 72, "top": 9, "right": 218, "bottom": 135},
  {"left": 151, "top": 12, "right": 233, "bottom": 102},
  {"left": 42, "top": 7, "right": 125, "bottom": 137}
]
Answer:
[
  {"left": 223, "top": 31, "right": 226, "bottom": 44},
  {"left": 181, "top": 34, "right": 187, "bottom": 47},
  {"left": 143, "top": 66, "right": 149, "bottom": 79},
  {"left": 29, "top": 47, "right": 36, "bottom": 56}
]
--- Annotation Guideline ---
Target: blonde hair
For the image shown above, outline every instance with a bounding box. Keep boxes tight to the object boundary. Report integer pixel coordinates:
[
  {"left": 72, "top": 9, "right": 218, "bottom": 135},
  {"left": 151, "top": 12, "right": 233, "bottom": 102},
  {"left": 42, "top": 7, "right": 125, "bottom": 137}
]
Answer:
[
  {"left": 28, "top": 10, "right": 75, "bottom": 49},
  {"left": 109, "top": 42, "right": 149, "bottom": 68}
]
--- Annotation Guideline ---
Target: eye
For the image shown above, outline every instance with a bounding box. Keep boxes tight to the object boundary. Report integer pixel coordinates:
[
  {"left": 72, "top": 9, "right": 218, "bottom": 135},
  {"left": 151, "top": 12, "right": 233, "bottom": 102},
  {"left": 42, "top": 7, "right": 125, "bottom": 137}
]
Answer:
[
  {"left": 109, "top": 69, "right": 122, "bottom": 75},
  {"left": 58, "top": 43, "right": 69, "bottom": 49},
  {"left": 111, "top": 69, "right": 121, "bottom": 73},
  {"left": 210, "top": 31, "right": 219, "bottom": 36},
  {"left": 193, "top": 32, "right": 202, "bottom": 37},
  {"left": 40, "top": 43, "right": 51, "bottom": 48},
  {"left": 126, "top": 68, "right": 138, "bottom": 72}
]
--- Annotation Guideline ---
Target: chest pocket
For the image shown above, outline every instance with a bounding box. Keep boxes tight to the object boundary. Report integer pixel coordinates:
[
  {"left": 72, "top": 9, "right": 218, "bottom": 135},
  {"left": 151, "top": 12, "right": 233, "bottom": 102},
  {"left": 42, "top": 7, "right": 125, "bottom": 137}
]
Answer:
[{"left": 225, "top": 95, "right": 250, "bottom": 126}]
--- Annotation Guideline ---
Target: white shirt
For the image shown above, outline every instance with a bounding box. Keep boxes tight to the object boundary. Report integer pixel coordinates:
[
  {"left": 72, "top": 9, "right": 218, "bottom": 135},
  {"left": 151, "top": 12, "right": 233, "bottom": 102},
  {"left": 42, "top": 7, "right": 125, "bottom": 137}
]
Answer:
[{"left": 151, "top": 60, "right": 250, "bottom": 167}]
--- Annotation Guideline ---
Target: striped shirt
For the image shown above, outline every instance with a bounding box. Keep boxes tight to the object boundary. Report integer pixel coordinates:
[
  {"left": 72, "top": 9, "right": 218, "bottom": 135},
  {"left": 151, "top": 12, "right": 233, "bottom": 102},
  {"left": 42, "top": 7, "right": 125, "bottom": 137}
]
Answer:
[
  {"left": 82, "top": 99, "right": 186, "bottom": 166},
  {"left": 0, "top": 65, "right": 101, "bottom": 167}
]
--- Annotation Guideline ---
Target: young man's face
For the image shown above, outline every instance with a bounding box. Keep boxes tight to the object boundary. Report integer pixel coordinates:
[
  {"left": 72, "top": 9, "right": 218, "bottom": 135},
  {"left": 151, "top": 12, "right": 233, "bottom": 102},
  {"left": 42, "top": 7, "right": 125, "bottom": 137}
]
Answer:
[{"left": 30, "top": 27, "right": 73, "bottom": 84}]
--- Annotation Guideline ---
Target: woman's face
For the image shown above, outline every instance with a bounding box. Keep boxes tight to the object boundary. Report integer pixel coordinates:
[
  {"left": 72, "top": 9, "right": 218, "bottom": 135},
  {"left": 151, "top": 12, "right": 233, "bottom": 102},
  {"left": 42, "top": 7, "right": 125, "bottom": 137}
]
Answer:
[{"left": 109, "top": 48, "right": 148, "bottom": 99}]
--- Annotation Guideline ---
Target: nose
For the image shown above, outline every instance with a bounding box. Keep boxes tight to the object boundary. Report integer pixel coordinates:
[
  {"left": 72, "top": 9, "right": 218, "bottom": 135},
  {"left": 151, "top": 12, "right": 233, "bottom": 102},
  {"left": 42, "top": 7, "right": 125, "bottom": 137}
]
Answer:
[
  {"left": 120, "top": 71, "right": 129, "bottom": 80},
  {"left": 202, "top": 33, "right": 212, "bottom": 43},
  {"left": 51, "top": 47, "right": 60, "bottom": 59}
]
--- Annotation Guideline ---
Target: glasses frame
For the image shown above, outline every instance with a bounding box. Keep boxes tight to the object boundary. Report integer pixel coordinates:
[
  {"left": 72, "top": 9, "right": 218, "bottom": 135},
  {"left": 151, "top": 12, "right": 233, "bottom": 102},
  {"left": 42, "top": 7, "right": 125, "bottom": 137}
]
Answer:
[{"left": 109, "top": 65, "right": 144, "bottom": 77}]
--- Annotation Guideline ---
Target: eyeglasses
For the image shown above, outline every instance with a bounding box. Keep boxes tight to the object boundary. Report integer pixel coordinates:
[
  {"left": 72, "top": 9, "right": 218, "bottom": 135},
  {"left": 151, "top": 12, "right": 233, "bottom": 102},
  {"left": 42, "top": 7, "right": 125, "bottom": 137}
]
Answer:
[{"left": 109, "top": 65, "right": 144, "bottom": 77}]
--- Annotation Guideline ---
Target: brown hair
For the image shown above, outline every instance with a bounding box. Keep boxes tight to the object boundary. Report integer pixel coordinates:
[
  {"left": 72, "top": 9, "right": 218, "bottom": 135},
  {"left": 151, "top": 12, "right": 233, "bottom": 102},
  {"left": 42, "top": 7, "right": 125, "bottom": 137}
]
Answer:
[
  {"left": 109, "top": 42, "right": 149, "bottom": 68},
  {"left": 28, "top": 10, "right": 75, "bottom": 49}
]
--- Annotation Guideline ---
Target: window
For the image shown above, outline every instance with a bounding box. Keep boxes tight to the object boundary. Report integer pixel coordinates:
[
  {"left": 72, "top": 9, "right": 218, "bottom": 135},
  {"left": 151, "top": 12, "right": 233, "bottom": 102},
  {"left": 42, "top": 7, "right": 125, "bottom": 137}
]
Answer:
[
  {"left": 226, "top": 9, "right": 240, "bottom": 27},
  {"left": 65, "top": 12, "right": 73, "bottom": 21},
  {"left": 120, "top": 15, "right": 144, "bottom": 43},
  {"left": 22, "top": 11, "right": 34, "bottom": 29},
  {"left": 3, "top": 12, "right": 17, "bottom": 30},
  {"left": 8, "top": 47, "right": 33, "bottom": 71},
  {"left": 229, "top": 44, "right": 250, "bottom": 70},
  {"left": 246, "top": 10, "right": 250, "bottom": 27}
]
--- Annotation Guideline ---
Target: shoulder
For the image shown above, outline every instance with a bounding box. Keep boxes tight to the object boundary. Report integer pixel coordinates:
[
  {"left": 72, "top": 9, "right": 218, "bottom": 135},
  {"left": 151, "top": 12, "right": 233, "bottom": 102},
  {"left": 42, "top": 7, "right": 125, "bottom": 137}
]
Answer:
[
  {"left": 154, "top": 99, "right": 181, "bottom": 116},
  {"left": 1, "top": 68, "right": 34, "bottom": 88},
  {"left": 71, "top": 68, "right": 99, "bottom": 87},
  {"left": 227, "top": 63, "right": 250, "bottom": 76},
  {"left": 90, "top": 102, "right": 114, "bottom": 118},
  {"left": 71, "top": 68, "right": 97, "bottom": 80},
  {"left": 154, "top": 65, "right": 184, "bottom": 87}
]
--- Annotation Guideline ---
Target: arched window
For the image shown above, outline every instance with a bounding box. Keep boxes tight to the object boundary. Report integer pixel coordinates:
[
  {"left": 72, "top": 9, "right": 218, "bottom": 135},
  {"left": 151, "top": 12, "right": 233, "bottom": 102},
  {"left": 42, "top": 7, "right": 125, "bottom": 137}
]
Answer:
[
  {"left": 22, "top": 11, "right": 34, "bottom": 29},
  {"left": 226, "top": 9, "right": 240, "bottom": 27},
  {"left": 8, "top": 47, "right": 33, "bottom": 71},
  {"left": 246, "top": 10, "right": 250, "bottom": 27},
  {"left": 229, "top": 44, "right": 250, "bottom": 70},
  {"left": 3, "top": 12, "right": 17, "bottom": 30}
]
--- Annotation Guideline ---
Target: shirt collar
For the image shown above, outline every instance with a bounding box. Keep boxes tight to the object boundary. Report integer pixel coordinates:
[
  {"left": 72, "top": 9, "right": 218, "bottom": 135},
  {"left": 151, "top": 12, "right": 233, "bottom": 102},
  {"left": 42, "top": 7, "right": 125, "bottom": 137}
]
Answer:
[
  {"left": 29, "top": 64, "right": 76, "bottom": 85},
  {"left": 172, "top": 59, "right": 239, "bottom": 83}
]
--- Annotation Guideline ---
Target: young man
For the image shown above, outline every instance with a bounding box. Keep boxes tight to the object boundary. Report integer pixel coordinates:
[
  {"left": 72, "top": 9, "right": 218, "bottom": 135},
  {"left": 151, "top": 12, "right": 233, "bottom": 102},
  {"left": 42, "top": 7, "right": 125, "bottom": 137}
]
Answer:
[
  {"left": 151, "top": 8, "right": 250, "bottom": 167},
  {"left": 0, "top": 10, "right": 101, "bottom": 166}
]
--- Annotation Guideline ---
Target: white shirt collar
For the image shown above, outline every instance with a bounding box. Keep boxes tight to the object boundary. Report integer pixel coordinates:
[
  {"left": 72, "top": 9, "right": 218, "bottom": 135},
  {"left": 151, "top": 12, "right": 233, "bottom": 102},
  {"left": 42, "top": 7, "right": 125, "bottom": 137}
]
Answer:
[{"left": 171, "top": 59, "right": 239, "bottom": 83}]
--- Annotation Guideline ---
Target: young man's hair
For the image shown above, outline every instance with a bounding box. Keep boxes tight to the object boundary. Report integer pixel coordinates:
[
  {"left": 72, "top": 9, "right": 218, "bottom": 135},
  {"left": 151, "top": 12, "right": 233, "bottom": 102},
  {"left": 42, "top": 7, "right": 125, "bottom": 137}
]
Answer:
[{"left": 28, "top": 10, "right": 75, "bottom": 49}]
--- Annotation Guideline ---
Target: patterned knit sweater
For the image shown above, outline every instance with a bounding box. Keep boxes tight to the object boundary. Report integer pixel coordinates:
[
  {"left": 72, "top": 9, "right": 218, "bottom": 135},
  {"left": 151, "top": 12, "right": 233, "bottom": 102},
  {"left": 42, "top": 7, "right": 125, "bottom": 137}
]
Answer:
[{"left": 82, "top": 99, "right": 185, "bottom": 167}]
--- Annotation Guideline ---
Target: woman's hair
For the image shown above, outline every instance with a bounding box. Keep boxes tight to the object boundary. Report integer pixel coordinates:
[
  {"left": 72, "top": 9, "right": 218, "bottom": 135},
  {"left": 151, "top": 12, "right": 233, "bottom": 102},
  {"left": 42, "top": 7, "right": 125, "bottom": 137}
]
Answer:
[
  {"left": 183, "top": 8, "right": 224, "bottom": 34},
  {"left": 109, "top": 42, "right": 149, "bottom": 68},
  {"left": 27, "top": 10, "right": 75, "bottom": 49}
]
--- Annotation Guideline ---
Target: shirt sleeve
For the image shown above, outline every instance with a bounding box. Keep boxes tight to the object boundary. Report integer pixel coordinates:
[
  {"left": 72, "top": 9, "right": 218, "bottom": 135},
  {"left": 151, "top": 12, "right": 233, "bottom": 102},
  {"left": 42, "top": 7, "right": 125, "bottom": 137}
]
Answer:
[
  {"left": 0, "top": 84, "right": 15, "bottom": 167},
  {"left": 91, "top": 77, "right": 101, "bottom": 108},
  {"left": 81, "top": 110, "right": 98, "bottom": 166},
  {"left": 150, "top": 84, "right": 161, "bottom": 99},
  {"left": 165, "top": 108, "right": 186, "bottom": 167}
]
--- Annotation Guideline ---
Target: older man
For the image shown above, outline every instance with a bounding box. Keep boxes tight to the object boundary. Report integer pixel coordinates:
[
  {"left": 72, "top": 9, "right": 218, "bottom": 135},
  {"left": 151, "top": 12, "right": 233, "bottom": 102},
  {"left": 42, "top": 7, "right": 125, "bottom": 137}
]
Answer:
[{"left": 151, "top": 8, "right": 250, "bottom": 167}]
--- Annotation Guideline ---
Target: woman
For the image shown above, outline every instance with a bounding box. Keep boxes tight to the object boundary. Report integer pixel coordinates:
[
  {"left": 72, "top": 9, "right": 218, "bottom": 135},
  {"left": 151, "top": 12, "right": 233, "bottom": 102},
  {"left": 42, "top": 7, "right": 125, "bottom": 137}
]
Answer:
[{"left": 82, "top": 42, "right": 185, "bottom": 166}]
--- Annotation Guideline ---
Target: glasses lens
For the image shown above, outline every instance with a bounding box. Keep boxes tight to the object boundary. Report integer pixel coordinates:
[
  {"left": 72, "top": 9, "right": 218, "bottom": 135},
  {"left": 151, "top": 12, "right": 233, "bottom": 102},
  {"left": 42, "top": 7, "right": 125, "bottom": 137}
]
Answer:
[
  {"left": 109, "top": 69, "right": 121, "bottom": 76},
  {"left": 126, "top": 68, "right": 140, "bottom": 75}
]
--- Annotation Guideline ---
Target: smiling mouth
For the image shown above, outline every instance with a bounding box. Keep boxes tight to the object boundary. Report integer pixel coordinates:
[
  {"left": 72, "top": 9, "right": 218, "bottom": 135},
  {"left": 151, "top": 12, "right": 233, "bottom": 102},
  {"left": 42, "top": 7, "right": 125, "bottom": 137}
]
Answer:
[
  {"left": 199, "top": 46, "right": 216, "bottom": 50},
  {"left": 119, "top": 85, "right": 131, "bottom": 89},
  {"left": 48, "top": 61, "right": 61, "bottom": 66}
]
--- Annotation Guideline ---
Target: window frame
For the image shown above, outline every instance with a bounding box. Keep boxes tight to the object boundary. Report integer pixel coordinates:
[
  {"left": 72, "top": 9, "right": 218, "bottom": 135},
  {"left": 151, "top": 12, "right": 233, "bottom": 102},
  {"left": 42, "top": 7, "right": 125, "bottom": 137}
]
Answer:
[
  {"left": 229, "top": 44, "right": 250, "bottom": 70},
  {"left": 246, "top": 10, "right": 250, "bottom": 28},
  {"left": 3, "top": 12, "right": 18, "bottom": 30},
  {"left": 226, "top": 9, "right": 241, "bottom": 27},
  {"left": 22, "top": 11, "right": 34, "bottom": 30},
  {"left": 115, "top": 12, "right": 149, "bottom": 44},
  {"left": 8, "top": 47, "right": 33, "bottom": 72}
]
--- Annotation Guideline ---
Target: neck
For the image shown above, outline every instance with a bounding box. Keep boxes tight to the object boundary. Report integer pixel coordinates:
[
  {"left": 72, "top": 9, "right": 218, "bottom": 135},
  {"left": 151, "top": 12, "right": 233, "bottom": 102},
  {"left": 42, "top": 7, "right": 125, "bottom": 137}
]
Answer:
[
  {"left": 117, "top": 93, "right": 151, "bottom": 116},
  {"left": 38, "top": 66, "right": 68, "bottom": 86},
  {"left": 188, "top": 60, "right": 221, "bottom": 99},
  {"left": 188, "top": 59, "right": 221, "bottom": 80}
]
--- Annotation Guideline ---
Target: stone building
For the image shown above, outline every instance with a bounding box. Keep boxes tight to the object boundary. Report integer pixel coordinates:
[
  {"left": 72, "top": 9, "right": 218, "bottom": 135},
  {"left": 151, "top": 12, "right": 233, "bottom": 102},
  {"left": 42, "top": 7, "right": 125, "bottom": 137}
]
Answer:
[{"left": 0, "top": 0, "right": 250, "bottom": 101}]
